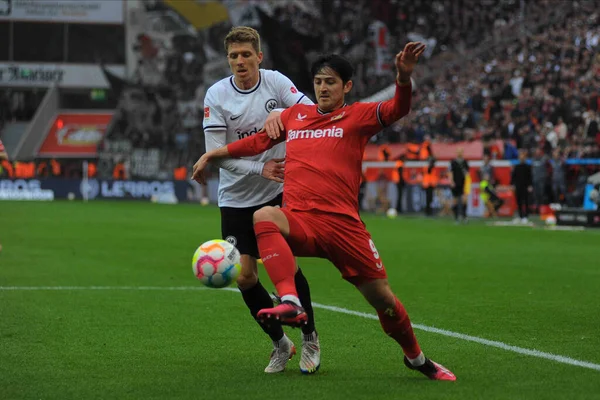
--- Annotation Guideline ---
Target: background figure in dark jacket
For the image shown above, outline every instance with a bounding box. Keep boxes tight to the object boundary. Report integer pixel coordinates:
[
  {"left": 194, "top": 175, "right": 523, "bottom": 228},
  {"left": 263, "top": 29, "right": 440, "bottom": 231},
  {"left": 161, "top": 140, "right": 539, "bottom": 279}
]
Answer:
[
  {"left": 395, "top": 157, "right": 405, "bottom": 213},
  {"left": 531, "top": 148, "right": 549, "bottom": 212},
  {"left": 423, "top": 156, "right": 436, "bottom": 216},
  {"left": 449, "top": 148, "right": 469, "bottom": 222},
  {"left": 550, "top": 148, "right": 567, "bottom": 204},
  {"left": 511, "top": 150, "right": 533, "bottom": 223}
]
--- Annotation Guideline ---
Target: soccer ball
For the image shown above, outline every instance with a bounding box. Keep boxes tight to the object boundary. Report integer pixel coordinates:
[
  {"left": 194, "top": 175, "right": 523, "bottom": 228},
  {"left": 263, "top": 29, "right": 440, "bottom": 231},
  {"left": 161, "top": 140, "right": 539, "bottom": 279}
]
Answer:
[
  {"left": 386, "top": 208, "right": 398, "bottom": 219},
  {"left": 545, "top": 216, "right": 557, "bottom": 225},
  {"left": 192, "top": 240, "right": 241, "bottom": 288}
]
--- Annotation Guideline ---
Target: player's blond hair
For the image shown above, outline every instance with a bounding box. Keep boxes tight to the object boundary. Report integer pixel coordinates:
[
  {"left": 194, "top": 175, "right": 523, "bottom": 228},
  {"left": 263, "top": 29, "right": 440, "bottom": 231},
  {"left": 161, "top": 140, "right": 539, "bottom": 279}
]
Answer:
[{"left": 224, "top": 26, "right": 261, "bottom": 55}]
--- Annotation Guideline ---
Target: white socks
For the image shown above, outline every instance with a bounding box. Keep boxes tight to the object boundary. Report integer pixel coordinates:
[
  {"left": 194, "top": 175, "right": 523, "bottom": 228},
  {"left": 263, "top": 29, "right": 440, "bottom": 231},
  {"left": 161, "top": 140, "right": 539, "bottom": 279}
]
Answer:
[
  {"left": 408, "top": 352, "right": 426, "bottom": 367},
  {"left": 281, "top": 295, "right": 301, "bottom": 307},
  {"left": 274, "top": 335, "right": 290, "bottom": 348}
]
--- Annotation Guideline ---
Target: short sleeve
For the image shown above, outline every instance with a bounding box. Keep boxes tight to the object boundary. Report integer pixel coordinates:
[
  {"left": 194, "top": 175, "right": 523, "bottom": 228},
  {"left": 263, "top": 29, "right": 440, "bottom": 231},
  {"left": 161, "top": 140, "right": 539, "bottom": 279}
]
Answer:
[
  {"left": 272, "top": 71, "right": 312, "bottom": 107},
  {"left": 202, "top": 88, "right": 226, "bottom": 131}
]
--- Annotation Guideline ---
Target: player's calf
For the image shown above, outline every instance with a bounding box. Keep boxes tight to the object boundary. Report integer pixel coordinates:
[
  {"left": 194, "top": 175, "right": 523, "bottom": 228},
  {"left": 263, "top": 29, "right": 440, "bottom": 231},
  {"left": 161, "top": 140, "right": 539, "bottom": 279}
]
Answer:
[{"left": 357, "top": 279, "right": 423, "bottom": 360}]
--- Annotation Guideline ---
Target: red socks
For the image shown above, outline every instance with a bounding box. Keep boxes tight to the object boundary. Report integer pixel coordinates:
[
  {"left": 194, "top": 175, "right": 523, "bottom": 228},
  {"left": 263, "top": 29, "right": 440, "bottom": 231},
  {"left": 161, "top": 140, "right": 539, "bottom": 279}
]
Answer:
[
  {"left": 254, "top": 221, "right": 297, "bottom": 297},
  {"left": 377, "top": 297, "right": 422, "bottom": 359},
  {"left": 255, "top": 221, "right": 421, "bottom": 360}
]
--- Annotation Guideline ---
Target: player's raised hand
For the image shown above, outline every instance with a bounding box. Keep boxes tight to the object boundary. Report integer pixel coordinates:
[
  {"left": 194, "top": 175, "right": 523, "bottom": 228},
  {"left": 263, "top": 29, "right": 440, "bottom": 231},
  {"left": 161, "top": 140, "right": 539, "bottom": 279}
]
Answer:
[
  {"left": 396, "top": 42, "right": 426, "bottom": 83},
  {"left": 262, "top": 158, "right": 285, "bottom": 183},
  {"left": 264, "top": 110, "right": 284, "bottom": 139},
  {"left": 192, "top": 154, "right": 209, "bottom": 185}
]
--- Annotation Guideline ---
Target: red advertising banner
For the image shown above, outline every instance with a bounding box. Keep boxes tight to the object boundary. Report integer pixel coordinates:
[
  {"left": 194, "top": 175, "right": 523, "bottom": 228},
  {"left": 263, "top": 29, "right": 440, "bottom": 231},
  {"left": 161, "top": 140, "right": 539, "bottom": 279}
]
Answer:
[
  {"left": 0, "top": 139, "right": 6, "bottom": 158},
  {"left": 38, "top": 113, "right": 113, "bottom": 157}
]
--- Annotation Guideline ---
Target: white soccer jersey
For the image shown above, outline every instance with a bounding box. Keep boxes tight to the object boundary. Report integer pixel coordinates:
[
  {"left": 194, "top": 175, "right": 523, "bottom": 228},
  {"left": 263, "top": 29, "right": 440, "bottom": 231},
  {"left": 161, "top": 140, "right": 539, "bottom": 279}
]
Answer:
[{"left": 203, "top": 69, "right": 313, "bottom": 207}]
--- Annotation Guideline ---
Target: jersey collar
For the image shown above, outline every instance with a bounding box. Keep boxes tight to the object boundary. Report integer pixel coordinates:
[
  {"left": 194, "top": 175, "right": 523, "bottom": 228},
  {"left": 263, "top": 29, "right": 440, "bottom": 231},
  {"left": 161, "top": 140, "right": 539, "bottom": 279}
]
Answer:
[
  {"left": 317, "top": 103, "right": 347, "bottom": 115},
  {"left": 230, "top": 71, "right": 262, "bottom": 94}
]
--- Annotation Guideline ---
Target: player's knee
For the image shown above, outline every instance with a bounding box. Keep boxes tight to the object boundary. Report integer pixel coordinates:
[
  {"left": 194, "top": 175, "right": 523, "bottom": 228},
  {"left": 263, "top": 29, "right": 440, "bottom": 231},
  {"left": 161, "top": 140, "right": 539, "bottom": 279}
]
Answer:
[
  {"left": 372, "top": 290, "right": 396, "bottom": 310},
  {"left": 253, "top": 206, "right": 277, "bottom": 224},
  {"left": 358, "top": 279, "right": 396, "bottom": 310},
  {"left": 237, "top": 269, "right": 258, "bottom": 290},
  {"left": 237, "top": 255, "right": 258, "bottom": 290},
  {"left": 237, "top": 255, "right": 259, "bottom": 290}
]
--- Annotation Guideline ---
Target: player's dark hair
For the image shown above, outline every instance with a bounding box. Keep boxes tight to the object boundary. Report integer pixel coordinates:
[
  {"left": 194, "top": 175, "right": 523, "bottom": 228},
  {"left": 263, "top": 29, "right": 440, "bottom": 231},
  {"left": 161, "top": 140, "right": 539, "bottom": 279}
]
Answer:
[{"left": 311, "top": 54, "right": 354, "bottom": 84}]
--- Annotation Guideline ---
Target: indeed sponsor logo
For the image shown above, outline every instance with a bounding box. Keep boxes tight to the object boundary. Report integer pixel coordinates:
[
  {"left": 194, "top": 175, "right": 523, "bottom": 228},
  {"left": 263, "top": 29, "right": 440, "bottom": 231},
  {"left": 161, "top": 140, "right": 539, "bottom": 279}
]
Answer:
[
  {"left": 236, "top": 126, "right": 259, "bottom": 140},
  {"left": 287, "top": 126, "right": 344, "bottom": 142}
]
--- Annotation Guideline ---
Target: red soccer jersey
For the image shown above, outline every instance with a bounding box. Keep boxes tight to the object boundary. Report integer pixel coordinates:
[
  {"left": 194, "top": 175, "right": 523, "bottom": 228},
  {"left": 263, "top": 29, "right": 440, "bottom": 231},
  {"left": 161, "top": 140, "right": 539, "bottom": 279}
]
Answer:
[{"left": 228, "top": 83, "right": 412, "bottom": 221}]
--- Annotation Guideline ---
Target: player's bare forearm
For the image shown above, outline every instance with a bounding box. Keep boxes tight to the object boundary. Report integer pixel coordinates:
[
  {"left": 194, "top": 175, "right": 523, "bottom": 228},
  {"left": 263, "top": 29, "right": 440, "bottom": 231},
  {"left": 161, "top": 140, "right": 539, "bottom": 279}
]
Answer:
[
  {"left": 205, "top": 146, "right": 232, "bottom": 161},
  {"left": 192, "top": 146, "right": 232, "bottom": 184}
]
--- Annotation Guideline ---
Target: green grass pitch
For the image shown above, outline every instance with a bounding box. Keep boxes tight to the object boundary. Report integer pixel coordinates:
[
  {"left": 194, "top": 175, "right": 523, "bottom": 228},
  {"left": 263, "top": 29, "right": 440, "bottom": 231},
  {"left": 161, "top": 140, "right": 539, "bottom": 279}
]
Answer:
[{"left": 1, "top": 201, "right": 599, "bottom": 399}]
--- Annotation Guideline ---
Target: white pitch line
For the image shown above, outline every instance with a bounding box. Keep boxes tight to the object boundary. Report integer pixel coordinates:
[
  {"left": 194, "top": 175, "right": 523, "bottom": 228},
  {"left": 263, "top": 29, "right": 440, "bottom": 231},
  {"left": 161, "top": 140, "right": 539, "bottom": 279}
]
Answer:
[
  {"left": 310, "top": 301, "right": 600, "bottom": 372},
  {"left": 2, "top": 285, "right": 600, "bottom": 373}
]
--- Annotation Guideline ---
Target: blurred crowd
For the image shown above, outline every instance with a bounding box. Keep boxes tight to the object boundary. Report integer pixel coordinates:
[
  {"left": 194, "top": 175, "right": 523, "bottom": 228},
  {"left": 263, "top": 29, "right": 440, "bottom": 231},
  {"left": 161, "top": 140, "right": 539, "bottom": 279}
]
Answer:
[
  {"left": 0, "top": 89, "right": 47, "bottom": 129},
  {"left": 1, "top": 0, "right": 599, "bottom": 184},
  {"left": 321, "top": 0, "right": 528, "bottom": 99},
  {"left": 377, "top": 0, "right": 600, "bottom": 162}
]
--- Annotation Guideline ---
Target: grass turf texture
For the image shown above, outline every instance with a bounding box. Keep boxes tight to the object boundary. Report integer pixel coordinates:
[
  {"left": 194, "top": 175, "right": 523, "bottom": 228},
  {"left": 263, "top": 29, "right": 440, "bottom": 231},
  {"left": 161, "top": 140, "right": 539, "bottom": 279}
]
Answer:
[{"left": 1, "top": 201, "right": 599, "bottom": 400}]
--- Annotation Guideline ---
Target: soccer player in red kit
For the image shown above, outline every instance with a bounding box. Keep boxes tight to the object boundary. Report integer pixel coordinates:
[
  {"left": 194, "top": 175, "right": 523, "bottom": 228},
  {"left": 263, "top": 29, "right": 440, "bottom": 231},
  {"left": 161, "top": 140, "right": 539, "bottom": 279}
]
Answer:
[{"left": 193, "top": 42, "right": 456, "bottom": 380}]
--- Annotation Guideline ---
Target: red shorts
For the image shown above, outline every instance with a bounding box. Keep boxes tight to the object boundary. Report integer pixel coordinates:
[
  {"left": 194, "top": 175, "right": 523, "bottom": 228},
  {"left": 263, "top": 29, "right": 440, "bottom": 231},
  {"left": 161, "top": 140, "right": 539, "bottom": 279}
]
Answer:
[{"left": 280, "top": 209, "right": 387, "bottom": 286}]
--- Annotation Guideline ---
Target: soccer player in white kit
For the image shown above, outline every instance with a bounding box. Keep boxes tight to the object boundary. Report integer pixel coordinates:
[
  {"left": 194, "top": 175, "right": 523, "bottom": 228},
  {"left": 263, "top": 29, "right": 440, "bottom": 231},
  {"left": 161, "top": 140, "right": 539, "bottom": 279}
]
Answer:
[{"left": 201, "top": 26, "right": 320, "bottom": 374}]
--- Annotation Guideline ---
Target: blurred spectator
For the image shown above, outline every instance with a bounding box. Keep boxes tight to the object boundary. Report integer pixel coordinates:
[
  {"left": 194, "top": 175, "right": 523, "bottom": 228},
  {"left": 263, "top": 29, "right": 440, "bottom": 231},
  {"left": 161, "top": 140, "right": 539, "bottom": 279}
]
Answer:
[
  {"left": 512, "top": 149, "right": 533, "bottom": 223},
  {"left": 531, "top": 148, "right": 550, "bottom": 210},
  {"left": 550, "top": 148, "right": 567, "bottom": 204}
]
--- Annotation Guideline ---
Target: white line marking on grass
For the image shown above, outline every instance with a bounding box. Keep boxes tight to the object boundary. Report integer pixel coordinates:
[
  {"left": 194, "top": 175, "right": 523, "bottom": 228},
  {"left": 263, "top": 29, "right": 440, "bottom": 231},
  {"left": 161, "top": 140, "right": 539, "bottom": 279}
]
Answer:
[
  {"left": 310, "top": 301, "right": 600, "bottom": 372},
  {"left": 2, "top": 285, "right": 600, "bottom": 372}
]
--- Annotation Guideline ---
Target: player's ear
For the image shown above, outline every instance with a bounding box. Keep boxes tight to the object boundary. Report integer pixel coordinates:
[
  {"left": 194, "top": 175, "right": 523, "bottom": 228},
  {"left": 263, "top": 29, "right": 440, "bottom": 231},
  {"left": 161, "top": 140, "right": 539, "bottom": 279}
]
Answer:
[
  {"left": 257, "top": 51, "right": 264, "bottom": 64},
  {"left": 343, "top": 80, "right": 353, "bottom": 94}
]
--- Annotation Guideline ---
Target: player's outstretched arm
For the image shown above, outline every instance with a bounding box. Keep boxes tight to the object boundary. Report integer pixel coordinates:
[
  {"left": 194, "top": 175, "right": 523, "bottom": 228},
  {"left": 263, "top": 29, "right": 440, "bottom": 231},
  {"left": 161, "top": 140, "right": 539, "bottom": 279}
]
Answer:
[
  {"left": 193, "top": 145, "right": 231, "bottom": 184},
  {"left": 193, "top": 131, "right": 286, "bottom": 184},
  {"left": 205, "top": 128, "right": 266, "bottom": 176},
  {"left": 378, "top": 42, "right": 426, "bottom": 126}
]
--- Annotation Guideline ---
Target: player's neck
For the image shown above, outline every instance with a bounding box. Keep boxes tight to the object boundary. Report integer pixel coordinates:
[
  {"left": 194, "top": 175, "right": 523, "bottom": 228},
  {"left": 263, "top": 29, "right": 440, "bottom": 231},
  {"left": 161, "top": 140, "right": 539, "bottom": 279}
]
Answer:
[
  {"left": 233, "top": 74, "right": 259, "bottom": 90},
  {"left": 317, "top": 100, "right": 346, "bottom": 114}
]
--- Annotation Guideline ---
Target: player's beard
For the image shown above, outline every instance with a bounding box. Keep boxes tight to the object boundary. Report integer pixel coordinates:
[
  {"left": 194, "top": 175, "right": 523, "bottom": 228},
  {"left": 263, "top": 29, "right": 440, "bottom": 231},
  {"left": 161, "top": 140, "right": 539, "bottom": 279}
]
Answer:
[{"left": 318, "top": 95, "right": 341, "bottom": 112}]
